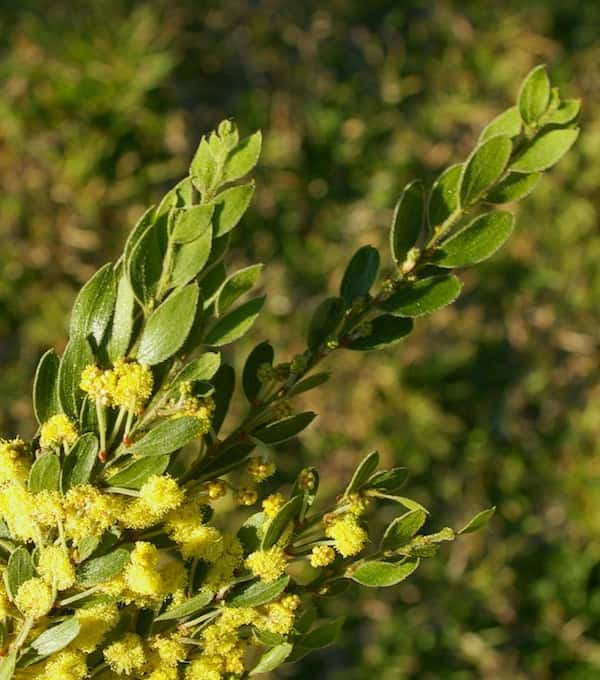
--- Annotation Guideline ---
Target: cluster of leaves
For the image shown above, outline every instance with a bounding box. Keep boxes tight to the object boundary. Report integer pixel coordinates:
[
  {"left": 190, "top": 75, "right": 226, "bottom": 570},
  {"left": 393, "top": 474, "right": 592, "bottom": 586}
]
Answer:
[{"left": 0, "top": 65, "right": 578, "bottom": 678}]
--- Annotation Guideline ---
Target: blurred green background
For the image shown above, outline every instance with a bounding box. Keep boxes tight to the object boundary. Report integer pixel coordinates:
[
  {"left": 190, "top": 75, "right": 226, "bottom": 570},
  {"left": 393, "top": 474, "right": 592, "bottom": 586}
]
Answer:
[{"left": 1, "top": 1, "right": 599, "bottom": 678}]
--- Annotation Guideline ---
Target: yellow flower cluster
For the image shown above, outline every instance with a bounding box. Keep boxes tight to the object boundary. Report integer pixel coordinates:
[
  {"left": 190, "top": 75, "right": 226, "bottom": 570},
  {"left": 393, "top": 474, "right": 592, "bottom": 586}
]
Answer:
[
  {"left": 80, "top": 358, "right": 153, "bottom": 412},
  {"left": 123, "top": 542, "right": 187, "bottom": 603},
  {"left": 39, "top": 414, "right": 78, "bottom": 449},
  {"left": 235, "top": 487, "right": 258, "bottom": 506},
  {"left": 34, "top": 650, "right": 87, "bottom": 680},
  {"left": 262, "top": 492, "right": 285, "bottom": 518},
  {"left": 15, "top": 577, "right": 53, "bottom": 619},
  {"left": 310, "top": 544, "right": 336, "bottom": 568},
  {"left": 73, "top": 602, "right": 120, "bottom": 653},
  {"left": 247, "top": 456, "right": 276, "bottom": 483},
  {"left": 104, "top": 632, "right": 147, "bottom": 675},
  {"left": 325, "top": 514, "right": 368, "bottom": 557},
  {"left": 171, "top": 383, "right": 216, "bottom": 434},
  {"left": 245, "top": 546, "right": 287, "bottom": 582},
  {"left": 206, "top": 479, "right": 227, "bottom": 499},
  {"left": 37, "top": 545, "right": 75, "bottom": 590},
  {"left": 0, "top": 437, "right": 29, "bottom": 484},
  {"left": 120, "top": 474, "right": 184, "bottom": 529}
]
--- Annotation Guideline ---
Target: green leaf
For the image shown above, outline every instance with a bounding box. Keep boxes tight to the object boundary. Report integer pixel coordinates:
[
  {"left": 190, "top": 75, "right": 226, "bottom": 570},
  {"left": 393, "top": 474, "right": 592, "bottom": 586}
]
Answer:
[
  {"left": 213, "top": 182, "right": 255, "bottom": 237},
  {"left": 307, "top": 297, "right": 346, "bottom": 351},
  {"left": 222, "top": 130, "right": 262, "bottom": 184},
  {"left": 127, "top": 220, "right": 167, "bottom": 305},
  {"left": 486, "top": 172, "right": 541, "bottom": 203},
  {"left": 190, "top": 137, "right": 219, "bottom": 195},
  {"left": 170, "top": 204, "right": 214, "bottom": 243},
  {"left": 229, "top": 575, "right": 290, "bottom": 608},
  {"left": 253, "top": 412, "right": 316, "bottom": 445},
  {"left": 243, "top": 341, "right": 274, "bottom": 402},
  {"left": 124, "top": 206, "right": 155, "bottom": 266},
  {"left": 345, "top": 451, "right": 380, "bottom": 496},
  {"left": 30, "top": 618, "right": 81, "bottom": 657},
  {"left": 7, "top": 547, "right": 34, "bottom": 599},
  {"left": 366, "top": 467, "right": 408, "bottom": 493},
  {"left": 287, "top": 372, "right": 330, "bottom": 397},
  {"left": 155, "top": 590, "right": 214, "bottom": 621},
  {"left": 340, "top": 245, "right": 380, "bottom": 305},
  {"left": 126, "top": 417, "right": 203, "bottom": 457},
  {"left": 300, "top": 617, "right": 345, "bottom": 649},
  {"left": 174, "top": 353, "right": 222, "bottom": 386},
  {"left": 58, "top": 336, "right": 94, "bottom": 420},
  {"left": 459, "top": 135, "right": 513, "bottom": 207},
  {"left": 350, "top": 557, "right": 420, "bottom": 587},
  {"left": 479, "top": 106, "right": 522, "bottom": 142},
  {"left": 428, "top": 164, "right": 462, "bottom": 228},
  {"left": 137, "top": 284, "right": 199, "bottom": 365},
  {"left": 76, "top": 547, "right": 131, "bottom": 586},
  {"left": 390, "top": 180, "right": 424, "bottom": 265},
  {"left": 210, "top": 364, "right": 235, "bottom": 434},
  {"left": 346, "top": 315, "right": 413, "bottom": 351},
  {"left": 238, "top": 512, "right": 267, "bottom": 554},
  {"left": 105, "top": 455, "right": 170, "bottom": 490},
  {"left": 381, "top": 510, "right": 428, "bottom": 551},
  {"left": 216, "top": 264, "right": 264, "bottom": 316},
  {"left": 169, "top": 223, "right": 213, "bottom": 289},
  {"left": 33, "top": 349, "right": 61, "bottom": 425},
  {"left": 28, "top": 454, "right": 61, "bottom": 493},
  {"left": 262, "top": 496, "right": 303, "bottom": 549},
  {"left": 511, "top": 128, "right": 579, "bottom": 173},
  {"left": 107, "top": 275, "right": 136, "bottom": 362},
  {"left": 70, "top": 263, "right": 116, "bottom": 345},
  {"left": 518, "top": 64, "right": 550, "bottom": 124},
  {"left": 250, "top": 642, "right": 293, "bottom": 676},
  {"left": 380, "top": 275, "right": 462, "bottom": 318},
  {"left": 543, "top": 98, "right": 581, "bottom": 126},
  {"left": 61, "top": 433, "right": 99, "bottom": 490},
  {"left": 204, "top": 296, "right": 265, "bottom": 346},
  {"left": 459, "top": 506, "right": 496, "bottom": 534},
  {"left": 369, "top": 492, "right": 429, "bottom": 514},
  {"left": 433, "top": 211, "right": 515, "bottom": 268}
]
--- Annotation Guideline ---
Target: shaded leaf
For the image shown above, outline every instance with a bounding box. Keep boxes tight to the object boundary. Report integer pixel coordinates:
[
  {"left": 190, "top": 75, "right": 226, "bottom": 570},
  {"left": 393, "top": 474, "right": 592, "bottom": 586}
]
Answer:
[
  {"left": 70, "top": 263, "right": 116, "bottom": 345},
  {"left": 307, "top": 297, "right": 345, "bottom": 351},
  {"left": 28, "top": 454, "right": 61, "bottom": 493},
  {"left": 340, "top": 245, "right": 380, "bottom": 305},
  {"left": 511, "top": 128, "right": 579, "bottom": 173},
  {"left": 62, "top": 433, "right": 99, "bottom": 490},
  {"left": 243, "top": 341, "right": 274, "bottom": 402},
  {"left": 204, "top": 296, "right": 265, "bottom": 346},
  {"left": 345, "top": 451, "right": 380, "bottom": 496},
  {"left": 390, "top": 180, "right": 424, "bottom": 265},
  {"left": 127, "top": 417, "right": 203, "bottom": 457},
  {"left": 7, "top": 547, "right": 34, "bottom": 599},
  {"left": 346, "top": 315, "right": 413, "bottom": 351},
  {"left": 33, "top": 349, "right": 60, "bottom": 425},
  {"left": 217, "top": 264, "right": 263, "bottom": 316},
  {"left": 380, "top": 275, "right": 462, "bottom": 317},
  {"left": 262, "top": 496, "right": 303, "bottom": 549},
  {"left": 287, "top": 372, "right": 330, "bottom": 397},
  {"left": 105, "top": 455, "right": 170, "bottom": 490},
  {"left": 300, "top": 617, "right": 345, "bottom": 649},
  {"left": 210, "top": 364, "right": 235, "bottom": 434},
  {"left": 58, "top": 336, "right": 94, "bottom": 420},
  {"left": 253, "top": 412, "right": 316, "bottom": 445}
]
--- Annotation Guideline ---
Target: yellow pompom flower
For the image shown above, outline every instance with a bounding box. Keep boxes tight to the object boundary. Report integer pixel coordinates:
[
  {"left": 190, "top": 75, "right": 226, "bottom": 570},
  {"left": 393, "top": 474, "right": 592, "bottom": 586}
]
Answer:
[
  {"left": 80, "top": 364, "right": 117, "bottom": 406},
  {"left": 30, "top": 490, "right": 64, "bottom": 529},
  {"left": 73, "top": 602, "right": 120, "bottom": 653},
  {"left": 37, "top": 545, "right": 75, "bottom": 590},
  {"left": 0, "top": 483, "right": 38, "bottom": 543},
  {"left": 0, "top": 437, "right": 30, "bottom": 485},
  {"left": 325, "top": 513, "right": 368, "bottom": 557},
  {"left": 63, "top": 484, "right": 115, "bottom": 544},
  {"left": 310, "top": 544, "right": 336, "bottom": 568},
  {"left": 112, "top": 359, "right": 154, "bottom": 412},
  {"left": 15, "top": 577, "right": 53, "bottom": 619},
  {"left": 245, "top": 546, "right": 287, "bottom": 582},
  {"left": 262, "top": 492, "right": 285, "bottom": 519},
  {"left": 236, "top": 487, "right": 258, "bottom": 506},
  {"left": 103, "top": 633, "right": 147, "bottom": 676},
  {"left": 258, "top": 594, "right": 301, "bottom": 635},
  {"left": 206, "top": 479, "right": 227, "bottom": 500},
  {"left": 247, "top": 457, "right": 276, "bottom": 483},
  {"left": 139, "top": 475, "right": 184, "bottom": 515},
  {"left": 185, "top": 656, "right": 223, "bottom": 680},
  {"left": 36, "top": 650, "right": 87, "bottom": 680},
  {"left": 203, "top": 534, "right": 244, "bottom": 590},
  {"left": 151, "top": 634, "right": 187, "bottom": 667},
  {"left": 125, "top": 542, "right": 187, "bottom": 601},
  {"left": 39, "top": 414, "right": 78, "bottom": 449}
]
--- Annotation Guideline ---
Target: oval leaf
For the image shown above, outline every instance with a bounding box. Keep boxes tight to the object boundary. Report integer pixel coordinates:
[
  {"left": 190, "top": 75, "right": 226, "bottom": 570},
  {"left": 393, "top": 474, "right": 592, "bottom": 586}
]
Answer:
[
  {"left": 107, "top": 275, "right": 136, "bottom": 362},
  {"left": 204, "top": 296, "right": 265, "bottom": 346},
  {"left": 345, "top": 451, "right": 380, "bottom": 496},
  {"left": 137, "top": 284, "right": 199, "bottom": 365},
  {"left": 28, "top": 454, "right": 61, "bottom": 493},
  {"left": 210, "top": 364, "right": 236, "bottom": 434},
  {"left": 70, "top": 263, "right": 116, "bottom": 345},
  {"left": 433, "top": 211, "right": 515, "bottom": 268},
  {"left": 216, "top": 264, "right": 263, "bottom": 316},
  {"left": 33, "top": 349, "right": 60, "bottom": 425},
  {"left": 511, "top": 128, "right": 579, "bottom": 173},
  {"left": 30, "top": 618, "right": 81, "bottom": 657},
  {"left": 307, "top": 297, "right": 346, "bottom": 352},
  {"left": 175, "top": 353, "right": 222, "bottom": 386},
  {"left": 105, "top": 455, "right": 170, "bottom": 490},
  {"left": 380, "top": 275, "right": 462, "bottom": 317},
  {"left": 155, "top": 589, "right": 214, "bottom": 621},
  {"left": 243, "top": 341, "right": 274, "bottom": 402},
  {"left": 76, "top": 547, "right": 131, "bottom": 586},
  {"left": 250, "top": 642, "right": 293, "bottom": 676},
  {"left": 229, "top": 575, "right": 290, "bottom": 608},
  {"left": 169, "top": 222, "right": 213, "bottom": 289},
  {"left": 428, "top": 164, "right": 462, "bottom": 228},
  {"left": 486, "top": 172, "right": 541, "bottom": 203},
  {"left": 459, "top": 135, "right": 513, "bottom": 207},
  {"left": 340, "top": 245, "right": 380, "bottom": 306},
  {"left": 262, "top": 496, "right": 304, "bottom": 550},
  {"left": 390, "top": 180, "right": 424, "bottom": 265},
  {"left": 381, "top": 510, "right": 427, "bottom": 552},
  {"left": 253, "top": 412, "right": 316, "bottom": 446},
  {"left": 61, "top": 433, "right": 99, "bottom": 490},
  {"left": 518, "top": 64, "right": 550, "bottom": 125},
  {"left": 350, "top": 557, "right": 420, "bottom": 587},
  {"left": 459, "top": 506, "right": 496, "bottom": 535},
  {"left": 299, "top": 617, "right": 345, "bottom": 649},
  {"left": 346, "top": 315, "right": 413, "bottom": 351},
  {"left": 58, "top": 336, "right": 94, "bottom": 420},
  {"left": 479, "top": 106, "right": 522, "bottom": 142},
  {"left": 213, "top": 182, "right": 255, "bottom": 237},
  {"left": 127, "top": 417, "right": 203, "bottom": 457},
  {"left": 127, "top": 220, "right": 166, "bottom": 305},
  {"left": 7, "top": 547, "right": 34, "bottom": 599},
  {"left": 222, "top": 130, "right": 262, "bottom": 184},
  {"left": 170, "top": 204, "right": 214, "bottom": 243}
]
